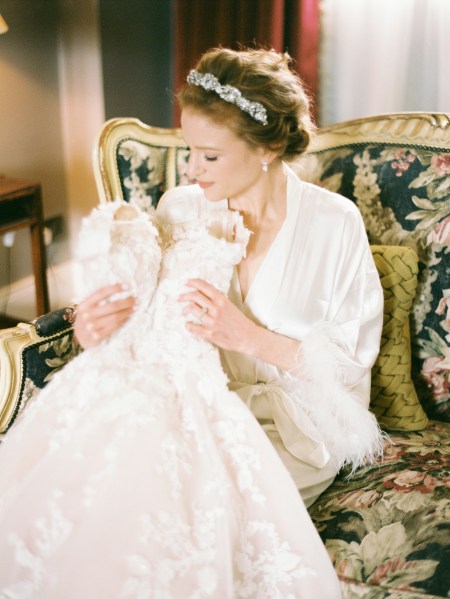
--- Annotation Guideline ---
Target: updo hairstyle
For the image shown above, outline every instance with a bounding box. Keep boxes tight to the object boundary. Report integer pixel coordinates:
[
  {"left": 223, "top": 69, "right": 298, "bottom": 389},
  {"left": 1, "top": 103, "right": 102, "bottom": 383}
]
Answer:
[{"left": 178, "top": 47, "right": 315, "bottom": 161}]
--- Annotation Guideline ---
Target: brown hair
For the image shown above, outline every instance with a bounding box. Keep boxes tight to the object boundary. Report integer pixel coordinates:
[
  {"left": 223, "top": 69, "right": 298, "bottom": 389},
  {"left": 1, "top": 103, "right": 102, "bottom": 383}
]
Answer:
[{"left": 178, "top": 47, "right": 315, "bottom": 161}]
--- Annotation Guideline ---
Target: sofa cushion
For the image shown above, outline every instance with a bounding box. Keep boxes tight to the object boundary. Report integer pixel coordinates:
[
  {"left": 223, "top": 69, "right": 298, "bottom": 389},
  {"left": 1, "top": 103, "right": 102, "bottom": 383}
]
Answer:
[
  {"left": 370, "top": 245, "right": 428, "bottom": 431},
  {"left": 296, "top": 144, "right": 450, "bottom": 422},
  {"left": 308, "top": 420, "right": 450, "bottom": 598}
]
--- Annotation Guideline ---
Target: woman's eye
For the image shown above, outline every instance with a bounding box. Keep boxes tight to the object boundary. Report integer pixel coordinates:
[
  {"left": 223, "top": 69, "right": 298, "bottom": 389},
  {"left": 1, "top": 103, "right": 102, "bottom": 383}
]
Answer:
[{"left": 205, "top": 155, "right": 218, "bottom": 162}]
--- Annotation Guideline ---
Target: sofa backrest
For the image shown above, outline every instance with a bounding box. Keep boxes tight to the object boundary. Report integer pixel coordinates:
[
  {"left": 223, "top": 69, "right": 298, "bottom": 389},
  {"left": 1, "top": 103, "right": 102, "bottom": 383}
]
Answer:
[
  {"left": 293, "top": 113, "right": 450, "bottom": 421},
  {"left": 92, "top": 117, "right": 188, "bottom": 209}
]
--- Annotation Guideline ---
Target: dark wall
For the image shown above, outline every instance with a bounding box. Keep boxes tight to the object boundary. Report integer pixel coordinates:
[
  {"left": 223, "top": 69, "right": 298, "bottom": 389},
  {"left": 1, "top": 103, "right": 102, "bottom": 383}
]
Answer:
[{"left": 99, "top": 0, "right": 174, "bottom": 127}]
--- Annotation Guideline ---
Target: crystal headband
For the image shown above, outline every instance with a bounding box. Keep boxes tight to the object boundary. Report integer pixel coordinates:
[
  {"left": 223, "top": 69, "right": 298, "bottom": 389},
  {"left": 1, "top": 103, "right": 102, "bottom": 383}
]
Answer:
[{"left": 187, "top": 70, "right": 268, "bottom": 125}]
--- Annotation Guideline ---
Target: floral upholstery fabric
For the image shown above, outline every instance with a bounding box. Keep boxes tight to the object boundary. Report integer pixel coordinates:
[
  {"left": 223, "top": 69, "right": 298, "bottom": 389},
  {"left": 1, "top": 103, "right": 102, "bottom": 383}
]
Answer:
[
  {"left": 117, "top": 139, "right": 190, "bottom": 212},
  {"left": 1, "top": 311, "right": 81, "bottom": 433},
  {"left": 33, "top": 306, "right": 76, "bottom": 337},
  {"left": 17, "top": 331, "right": 80, "bottom": 419},
  {"left": 308, "top": 421, "right": 450, "bottom": 598},
  {"left": 295, "top": 146, "right": 450, "bottom": 422}
]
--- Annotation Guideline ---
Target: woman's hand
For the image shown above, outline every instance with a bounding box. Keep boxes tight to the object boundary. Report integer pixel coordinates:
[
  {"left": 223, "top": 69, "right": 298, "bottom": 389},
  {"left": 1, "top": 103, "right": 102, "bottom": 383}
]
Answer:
[
  {"left": 178, "top": 279, "right": 257, "bottom": 354},
  {"left": 74, "top": 283, "right": 136, "bottom": 349},
  {"left": 179, "top": 278, "right": 301, "bottom": 371}
]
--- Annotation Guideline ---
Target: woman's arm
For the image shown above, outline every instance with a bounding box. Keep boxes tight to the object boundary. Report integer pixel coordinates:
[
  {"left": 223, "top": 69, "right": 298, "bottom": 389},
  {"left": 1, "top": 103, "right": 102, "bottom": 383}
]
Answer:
[{"left": 180, "top": 236, "right": 383, "bottom": 384}]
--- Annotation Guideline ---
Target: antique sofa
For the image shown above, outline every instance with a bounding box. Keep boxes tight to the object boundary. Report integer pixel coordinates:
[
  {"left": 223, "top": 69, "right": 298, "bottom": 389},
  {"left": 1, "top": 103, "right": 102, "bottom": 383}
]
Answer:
[{"left": 0, "top": 113, "right": 449, "bottom": 598}]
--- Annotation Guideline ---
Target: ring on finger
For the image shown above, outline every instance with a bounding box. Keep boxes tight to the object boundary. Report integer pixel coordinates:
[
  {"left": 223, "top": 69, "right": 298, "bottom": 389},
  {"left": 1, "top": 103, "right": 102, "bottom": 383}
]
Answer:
[{"left": 199, "top": 306, "right": 208, "bottom": 323}]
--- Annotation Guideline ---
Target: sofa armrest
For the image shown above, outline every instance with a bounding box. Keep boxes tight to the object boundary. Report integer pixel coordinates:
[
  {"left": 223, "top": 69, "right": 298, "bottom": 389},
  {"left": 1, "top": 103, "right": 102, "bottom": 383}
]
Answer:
[
  {"left": 33, "top": 306, "right": 77, "bottom": 336},
  {"left": 0, "top": 307, "right": 81, "bottom": 435}
]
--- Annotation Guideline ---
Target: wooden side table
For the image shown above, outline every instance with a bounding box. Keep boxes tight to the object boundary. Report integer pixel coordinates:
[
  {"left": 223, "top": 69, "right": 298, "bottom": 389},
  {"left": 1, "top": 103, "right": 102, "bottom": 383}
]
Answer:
[{"left": 0, "top": 176, "right": 50, "bottom": 319}]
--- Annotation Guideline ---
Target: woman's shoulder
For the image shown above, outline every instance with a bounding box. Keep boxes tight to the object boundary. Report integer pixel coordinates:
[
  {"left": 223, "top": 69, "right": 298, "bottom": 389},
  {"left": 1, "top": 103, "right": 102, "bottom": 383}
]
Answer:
[
  {"left": 156, "top": 184, "right": 227, "bottom": 225},
  {"left": 288, "top": 167, "right": 364, "bottom": 228}
]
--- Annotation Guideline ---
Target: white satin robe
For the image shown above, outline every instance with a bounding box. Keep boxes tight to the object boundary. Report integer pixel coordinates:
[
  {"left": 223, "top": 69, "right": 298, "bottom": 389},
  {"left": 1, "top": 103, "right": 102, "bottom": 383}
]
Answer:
[{"left": 158, "top": 165, "right": 384, "bottom": 506}]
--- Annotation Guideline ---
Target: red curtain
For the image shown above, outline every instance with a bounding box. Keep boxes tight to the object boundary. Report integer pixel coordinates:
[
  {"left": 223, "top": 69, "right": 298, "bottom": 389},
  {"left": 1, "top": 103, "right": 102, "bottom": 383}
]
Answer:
[{"left": 174, "top": 0, "right": 320, "bottom": 125}]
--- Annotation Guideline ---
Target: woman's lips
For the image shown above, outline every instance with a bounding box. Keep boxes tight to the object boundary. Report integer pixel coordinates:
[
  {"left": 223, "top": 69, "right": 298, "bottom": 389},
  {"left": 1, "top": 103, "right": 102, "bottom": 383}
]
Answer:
[{"left": 198, "top": 181, "right": 214, "bottom": 189}]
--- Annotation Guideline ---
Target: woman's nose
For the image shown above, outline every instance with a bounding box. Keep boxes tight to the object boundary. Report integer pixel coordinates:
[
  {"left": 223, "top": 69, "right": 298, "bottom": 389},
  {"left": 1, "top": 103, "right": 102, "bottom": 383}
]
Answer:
[{"left": 185, "top": 153, "right": 204, "bottom": 181}]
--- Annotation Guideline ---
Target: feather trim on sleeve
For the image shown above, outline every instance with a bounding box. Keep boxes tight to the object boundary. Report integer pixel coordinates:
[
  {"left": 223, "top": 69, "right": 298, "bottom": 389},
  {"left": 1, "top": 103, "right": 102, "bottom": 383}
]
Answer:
[{"left": 283, "top": 323, "right": 385, "bottom": 473}]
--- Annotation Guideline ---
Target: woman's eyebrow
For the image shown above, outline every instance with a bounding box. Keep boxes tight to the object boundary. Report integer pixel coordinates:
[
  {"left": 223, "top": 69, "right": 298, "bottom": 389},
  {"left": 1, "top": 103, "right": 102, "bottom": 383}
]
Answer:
[{"left": 191, "top": 145, "right": 223, "bottom": 151}]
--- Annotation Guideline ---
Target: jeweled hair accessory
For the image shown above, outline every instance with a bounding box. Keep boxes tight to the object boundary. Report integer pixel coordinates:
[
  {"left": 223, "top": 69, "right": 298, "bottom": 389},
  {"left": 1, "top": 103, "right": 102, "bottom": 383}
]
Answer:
[{"left": 187, "top": 69, "right": 268, "bottom": 125}]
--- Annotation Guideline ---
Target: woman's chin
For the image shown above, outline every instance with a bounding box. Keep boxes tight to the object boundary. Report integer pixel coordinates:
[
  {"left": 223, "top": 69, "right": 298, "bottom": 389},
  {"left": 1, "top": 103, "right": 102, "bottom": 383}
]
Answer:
[{"left": 200, "top": 187, "right": 225, "bottom": 202}]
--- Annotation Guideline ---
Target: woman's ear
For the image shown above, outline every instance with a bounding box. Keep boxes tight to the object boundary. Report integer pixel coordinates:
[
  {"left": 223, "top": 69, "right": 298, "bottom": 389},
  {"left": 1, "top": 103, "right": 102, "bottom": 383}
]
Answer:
[{"left": 259, "top": 147, "right": 280, "bottom": 169}]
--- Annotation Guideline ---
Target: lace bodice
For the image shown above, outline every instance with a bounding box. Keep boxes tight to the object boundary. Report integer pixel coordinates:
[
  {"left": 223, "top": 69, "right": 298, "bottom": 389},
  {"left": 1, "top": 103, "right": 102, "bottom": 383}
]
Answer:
[
  {"left": 76, "top": 203, "right": 250, "bottom": 369},
  {"left": 149, "top": 209, "right": 250, "bottom": 356},
  {"left": 76, "top": 202, "right": 162, "bottom": 306}
]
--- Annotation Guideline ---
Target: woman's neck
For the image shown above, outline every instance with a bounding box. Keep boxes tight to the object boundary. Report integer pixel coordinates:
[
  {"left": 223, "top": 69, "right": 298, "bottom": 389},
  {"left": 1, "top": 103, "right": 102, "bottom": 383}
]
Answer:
[{"left": 228, "top": 160, "right": 287, "bottom": 226}]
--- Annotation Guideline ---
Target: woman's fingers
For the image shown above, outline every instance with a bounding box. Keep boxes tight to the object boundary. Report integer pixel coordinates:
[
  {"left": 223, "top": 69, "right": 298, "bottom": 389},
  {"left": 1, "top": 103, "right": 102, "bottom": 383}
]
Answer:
[
  {"left": 178, "top": 279, "right": 222, "bottom": 316},
  {"left": 88, "top": 306, "right": 134, "bottom": 338},
  {"left": 177, "top": 278, "right": 257, "bottom": 353},
  {"left": 74, "top": 284, "right": 136, "bottom": 349},
  {"left": 87, "top": 295, "right": 135, "bottom": 319},
  {"left": 79, "top": 283, "right": 130, "bottom": 310},
  {"left": 181, "top": 279, "right": 221, "bottom": 301}
]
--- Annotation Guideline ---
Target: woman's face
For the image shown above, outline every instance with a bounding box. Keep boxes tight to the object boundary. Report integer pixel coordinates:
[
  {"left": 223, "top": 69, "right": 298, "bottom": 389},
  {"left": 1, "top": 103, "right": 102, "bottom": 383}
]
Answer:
[{"left": 181, "top": 108, "right": 266, "bottom": 202}]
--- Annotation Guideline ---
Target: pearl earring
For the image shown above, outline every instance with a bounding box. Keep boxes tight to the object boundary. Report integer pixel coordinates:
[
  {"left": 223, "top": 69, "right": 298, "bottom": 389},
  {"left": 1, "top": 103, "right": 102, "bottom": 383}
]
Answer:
[{"left": 262, "top": 161, "right": 268, "bottom": 173}]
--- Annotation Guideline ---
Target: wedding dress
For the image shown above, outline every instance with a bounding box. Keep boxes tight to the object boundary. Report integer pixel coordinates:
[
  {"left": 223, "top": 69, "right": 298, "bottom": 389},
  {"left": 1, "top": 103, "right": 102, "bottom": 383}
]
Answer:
[{"left": 0, "top": 201, "right": 341, "bottom": 598}]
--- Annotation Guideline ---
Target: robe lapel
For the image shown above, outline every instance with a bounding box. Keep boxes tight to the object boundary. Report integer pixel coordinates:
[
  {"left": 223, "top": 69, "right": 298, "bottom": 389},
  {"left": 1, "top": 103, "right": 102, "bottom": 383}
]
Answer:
[{"left": 244, "top": 166, "right": 303, "bottom": 325}]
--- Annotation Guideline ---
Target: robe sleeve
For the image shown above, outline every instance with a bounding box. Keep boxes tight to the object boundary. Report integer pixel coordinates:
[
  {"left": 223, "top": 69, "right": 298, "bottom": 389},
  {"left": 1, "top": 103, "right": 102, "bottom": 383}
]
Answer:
[
  {"left": 309, "top": 205, "right": 384, "bottom": 391},
  {"left": 283, "top": 203, "right": 385, "bottom": 470}
]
